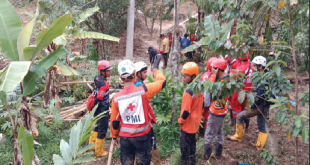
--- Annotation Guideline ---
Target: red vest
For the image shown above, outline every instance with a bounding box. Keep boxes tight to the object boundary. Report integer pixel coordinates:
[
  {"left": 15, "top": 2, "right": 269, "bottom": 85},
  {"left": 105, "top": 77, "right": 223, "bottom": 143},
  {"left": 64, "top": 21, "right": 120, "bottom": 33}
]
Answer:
[
  {"left": 113, "top": 86, "right": 156, "bottom": 137},
  {"left": 229, "top": 61, "right": 253, "bottom": 117}
]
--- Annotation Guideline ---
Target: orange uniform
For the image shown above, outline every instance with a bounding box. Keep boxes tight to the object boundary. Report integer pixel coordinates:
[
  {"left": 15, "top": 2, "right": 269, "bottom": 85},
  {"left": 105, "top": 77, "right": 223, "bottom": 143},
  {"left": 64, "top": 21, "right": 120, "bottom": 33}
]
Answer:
[
  {"left": 178, "top": 89, "right": 204, "bottom": 134},
  {"left": 208, "top": 75, "right": 230, "bottom": 117}
]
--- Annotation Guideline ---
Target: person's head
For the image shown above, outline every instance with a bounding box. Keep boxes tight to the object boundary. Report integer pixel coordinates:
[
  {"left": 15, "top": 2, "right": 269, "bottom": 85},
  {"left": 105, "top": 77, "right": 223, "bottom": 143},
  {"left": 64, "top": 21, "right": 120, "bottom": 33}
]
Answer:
[
  {"left": 205, "top": 57, "right": 218, "bottom": 71},
  {"left": 135, "top": 62, "right": 148, "bottom": 81},
  {"left": 184, "top": 33, "right": 188, "bottom": 38},
  {"left": 181, "top": 62, "right": 199, "bottom": 84},
  {"left": 118, "top": 59, "right": 136, "bottom": 82},
  {"left": 239, "top": 52, "right": 250, "bottom": 62},
  {"left": 98, "top": 60, "right": 112, "bottom": 78},
  {"left": 251, "top": 56, "right": 267, "bottom": 72},
  {"left": 160, "top": 34, "right": 165, "bottom": 40},
  {"left": 211, "top": 59, "right": 227, "bottom": 77}
]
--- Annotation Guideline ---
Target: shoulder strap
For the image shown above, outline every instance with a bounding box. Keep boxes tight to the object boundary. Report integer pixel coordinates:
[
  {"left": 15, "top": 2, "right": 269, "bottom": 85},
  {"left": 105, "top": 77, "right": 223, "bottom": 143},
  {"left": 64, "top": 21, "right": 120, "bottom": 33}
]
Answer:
[{"left": 245, "top": 62, "right": 252, "bottom": 76}]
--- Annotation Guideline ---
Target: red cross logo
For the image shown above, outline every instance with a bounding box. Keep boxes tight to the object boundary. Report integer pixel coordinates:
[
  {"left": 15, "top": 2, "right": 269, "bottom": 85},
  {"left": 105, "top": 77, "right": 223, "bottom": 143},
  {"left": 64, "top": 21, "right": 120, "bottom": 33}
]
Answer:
[{"left": 127, "top": 103, "right": 136, "bottom": 111}]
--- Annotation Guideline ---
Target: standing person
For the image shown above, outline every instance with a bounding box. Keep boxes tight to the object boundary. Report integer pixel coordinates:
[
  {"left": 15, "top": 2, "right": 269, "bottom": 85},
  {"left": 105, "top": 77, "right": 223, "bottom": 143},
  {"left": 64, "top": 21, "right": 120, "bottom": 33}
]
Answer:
[
  {"left": 180, "top": 34, "right": 192, "bottom": 60},
  {"left": 110, "top": 60, "right": 164, "bottom": 165},
  {"left": 227, "top": 52, "right": 253, "bottom": 133},
  {"left": 179, "top": 62, "right": 204, "bottom": 165},
  {"left": 147, "top": 47, "right": 162, "bottom": 71},
  {"left": 199, "top": 57, "right": 218, "bottom": 136},
  {"left": 224, "top": 55, "right": 240, "bottom": 127},
  {"left": 168, "top": 32, "right": 173, "bottom": 53},
  {"left": 135, "top": 61, "right": 166, "bottom": 165},
  {"left": 160, "top": 34, "right": 170, "bottom": 69},
  {"left": 88, "top": 60, "right": 112, "bottom": 157},
  {"left": 204, "top": 59, "right": 230, "bottom": 161},
  {"left": 227, "top": 56, "right": 270, "bottom": 151}
]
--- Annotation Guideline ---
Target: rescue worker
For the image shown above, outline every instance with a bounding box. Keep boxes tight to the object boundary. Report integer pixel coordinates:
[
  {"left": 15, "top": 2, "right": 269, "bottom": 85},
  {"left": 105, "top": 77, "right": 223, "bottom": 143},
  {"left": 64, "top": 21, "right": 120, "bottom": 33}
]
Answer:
[
  {"left": 227, "top": 56, "right": 269, "bottom": 151},
  {"left": 228, "top": 53, "right": 253, "bottom": 132},
  {"left": 204, "top": 59, "right": 230, "bottom": 161},
  {"left": 110, "top": 59, "right": 165, "bottom": 165},
  {"left": 88, "top": 60, "right": 112, "bottom": 157},
  {"left": 179, "top": 62, "right": 204, "bottom": 165},
  {"left": 224, "top": 55, "right": 240, "bottom": 126},
  {"left": 134, "top": 61, "right": 166, "bottom": 165},
  {"left": 199, "top": 57, "right": 218, "bottom": 136}
]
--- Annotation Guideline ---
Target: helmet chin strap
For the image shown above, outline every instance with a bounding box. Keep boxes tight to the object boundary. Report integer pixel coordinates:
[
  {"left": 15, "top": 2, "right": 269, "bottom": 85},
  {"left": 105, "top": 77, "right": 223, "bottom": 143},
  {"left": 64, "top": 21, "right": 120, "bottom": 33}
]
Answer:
[{"left": 137, "top": 72, "right": 145, "bottom": 81}]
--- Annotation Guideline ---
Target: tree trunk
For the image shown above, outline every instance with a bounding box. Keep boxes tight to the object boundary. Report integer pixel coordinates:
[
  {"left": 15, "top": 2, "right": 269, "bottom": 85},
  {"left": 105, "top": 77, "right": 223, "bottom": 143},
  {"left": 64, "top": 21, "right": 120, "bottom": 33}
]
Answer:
[
  {"left": 159, "top": 0, "right": 164, "bottom": 50},
  {"left": 287, "top": 1, "right": 299, "bottom": 165},
  {"left": 126, "top": 0, "right": 135, "bottom": 60},
  {"left": 170, "top": 0, "right": 180, "bottom": 123}
]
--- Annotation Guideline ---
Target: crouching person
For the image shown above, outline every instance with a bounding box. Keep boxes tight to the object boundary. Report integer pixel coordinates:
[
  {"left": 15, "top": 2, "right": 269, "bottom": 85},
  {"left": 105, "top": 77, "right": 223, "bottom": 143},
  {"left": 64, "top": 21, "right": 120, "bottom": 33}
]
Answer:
[
  {"left": 179, "top": 62, "right": 204, "bottom": 165},
  {"left": 227, "top": 56, "right": 270, "bottom": 151},
  {"left": 110, "top": 60, "right": 157, "bottom": 165}
]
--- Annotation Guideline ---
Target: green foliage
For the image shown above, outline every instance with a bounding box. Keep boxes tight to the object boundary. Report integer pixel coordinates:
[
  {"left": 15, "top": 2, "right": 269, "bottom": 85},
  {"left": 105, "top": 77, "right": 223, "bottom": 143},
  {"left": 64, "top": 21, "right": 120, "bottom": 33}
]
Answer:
[
  {"left": 0, "top": 0, "right": 23, "bottom": 61},
  {"left": 18, "top": 126, "right": 35, "bottom": 165},
  {"left": 53, "top": 105, "right": 102, "bottom": 165},
  {"left": 24, "top": 14, "right": 73, "bottom": 61},
  {"left": 0, "top": 137, "right": 14, "bottom": 165},
  {"left": 0, "top": 61, "right": 31, "bottom": 92},
  {"left": 188, "top": 72, "right": 255, "bottom": 106},
  {"left": 260, "top": 150, "right": 280, "bottom": 165},
  {"left": 23, "top": 48, "right": 67, "bottom": 96},
  {"left": 148, "top": 70, "right": 185, "bottom": 157}
]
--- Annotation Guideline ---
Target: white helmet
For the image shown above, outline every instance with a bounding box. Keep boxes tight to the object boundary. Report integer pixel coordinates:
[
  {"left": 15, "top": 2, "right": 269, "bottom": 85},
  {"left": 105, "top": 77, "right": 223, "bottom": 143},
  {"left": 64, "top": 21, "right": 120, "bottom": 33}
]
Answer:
[
  {"left": 135, "top": 62, "right": 148, "bottom": 73},
  {"left": 118, "top": 59, "right": 135, "bottom": 78},
  {"left": 252, "top": 56, "right": 267, "bottom": 66}
]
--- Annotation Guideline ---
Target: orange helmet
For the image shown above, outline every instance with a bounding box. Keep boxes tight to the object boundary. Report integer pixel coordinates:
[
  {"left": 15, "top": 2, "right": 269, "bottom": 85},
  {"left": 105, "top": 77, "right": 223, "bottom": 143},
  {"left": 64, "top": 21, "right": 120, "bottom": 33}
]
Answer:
[
  {"left": 205, "top": 57, "right": 218, "bottom": 70},
  {"left": 181, "top": 62, "right": 199, "bottom": 76},
  {"left": 211, "top": 59, "right": 227, "bottom": 70}
]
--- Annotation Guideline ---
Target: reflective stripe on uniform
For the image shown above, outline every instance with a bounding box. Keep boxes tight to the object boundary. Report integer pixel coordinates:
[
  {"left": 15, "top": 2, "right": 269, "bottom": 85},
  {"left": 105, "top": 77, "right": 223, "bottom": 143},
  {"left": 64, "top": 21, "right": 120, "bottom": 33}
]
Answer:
[
  {"left": 232, "top": 111, "right": 240, "bottom": 115},
  {"left": 120, "top": 122, "right": 150, "bottom": 134},
  {"left": 114, "top": 90, "right": 145, "bottom": 102}
]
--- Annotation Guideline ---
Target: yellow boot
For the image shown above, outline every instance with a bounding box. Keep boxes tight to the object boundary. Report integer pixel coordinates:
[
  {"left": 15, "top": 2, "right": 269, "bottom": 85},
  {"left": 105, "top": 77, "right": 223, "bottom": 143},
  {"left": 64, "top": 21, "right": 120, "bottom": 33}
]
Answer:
[
  {"left": 151, "top": 149, "right": 161, "bottom": 165},
  {"left": 256, "top": 132, "right": 268, "bottom": 151},
  {"left": 95, "top": 138, "right": 108, "bottom": 157},
  {"left": 227, "top": 123, "right": 246, "bottom": 142},
  {"left": 88, "top": 131, "right": 98, "bottom": 151}
]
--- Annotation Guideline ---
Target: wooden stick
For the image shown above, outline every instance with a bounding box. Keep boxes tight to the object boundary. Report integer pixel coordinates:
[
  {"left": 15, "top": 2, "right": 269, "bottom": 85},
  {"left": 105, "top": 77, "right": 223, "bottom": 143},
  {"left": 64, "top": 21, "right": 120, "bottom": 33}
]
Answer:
[
  {"left": 60, "top": 81, "right": 93, "bottom": 85},
  {"left": 107, "top": 139, "right": 116, "bottom": 165}
]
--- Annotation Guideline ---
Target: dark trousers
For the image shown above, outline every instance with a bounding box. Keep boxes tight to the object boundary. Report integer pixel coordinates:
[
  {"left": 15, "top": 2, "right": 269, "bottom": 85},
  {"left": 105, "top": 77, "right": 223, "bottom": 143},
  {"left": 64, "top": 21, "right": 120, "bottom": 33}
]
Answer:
[
  {"left": 94, "top": 116, "right": 109, "bottom": 139},
  {"left": 120, "top": 133, "right": 152, "bottom": 165},
  {"left": 163, "top": 53, "right": 169, "bottom": 67},
  {"left": 180, "top": 130, "right": 196, "bottom": 165},
  {"left": 150, "top": 128, "right": 157, "bottom": 150}
]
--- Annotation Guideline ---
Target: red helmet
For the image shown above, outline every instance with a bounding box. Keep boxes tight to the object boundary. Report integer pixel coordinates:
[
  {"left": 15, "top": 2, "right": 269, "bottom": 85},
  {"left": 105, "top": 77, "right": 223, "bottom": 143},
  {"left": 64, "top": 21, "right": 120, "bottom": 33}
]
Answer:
[
  {"left": 205, "top": 57, "right": 218, "bottom": 70},
  {"left": 239, "top": 52, "right": 250, "bottom": 61},
  {"left": 98, "top": 60, "right": 112, "bottom": 72},
  {"left": 211, "top": 59, "right": 227, "bottom": 70}
]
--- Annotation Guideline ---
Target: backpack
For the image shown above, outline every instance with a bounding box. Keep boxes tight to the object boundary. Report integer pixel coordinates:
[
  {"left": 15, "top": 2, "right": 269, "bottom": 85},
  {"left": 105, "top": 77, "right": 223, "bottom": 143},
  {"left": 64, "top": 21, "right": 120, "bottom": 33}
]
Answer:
[{"left": 86, "top": 92, "right": 96, "bottom": 111}]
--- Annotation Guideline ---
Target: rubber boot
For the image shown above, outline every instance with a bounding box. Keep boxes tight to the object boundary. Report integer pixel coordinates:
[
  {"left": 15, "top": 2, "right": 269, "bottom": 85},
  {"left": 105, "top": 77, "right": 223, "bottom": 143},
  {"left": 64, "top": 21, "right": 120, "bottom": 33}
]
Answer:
[
  {"left": 88, "top": 131, "right": 98, "bottom": 151},
  {"left": 227, "top": 123, "right": 246, "bottom": 142},
  {"left": 203, "top": 144, "right": 213, "bottom": 160},
  {"left": 215, "top": 142, "right": 223, "bottom": 159},
  {"left": 256, "top": 132, "right": 268, "bottom": 151},
  {"left": 151, "top": 149, "right": 161, "bottom": 165},
  {"left": 95, "top": 138, "right": 108, "bottom": 157}
]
